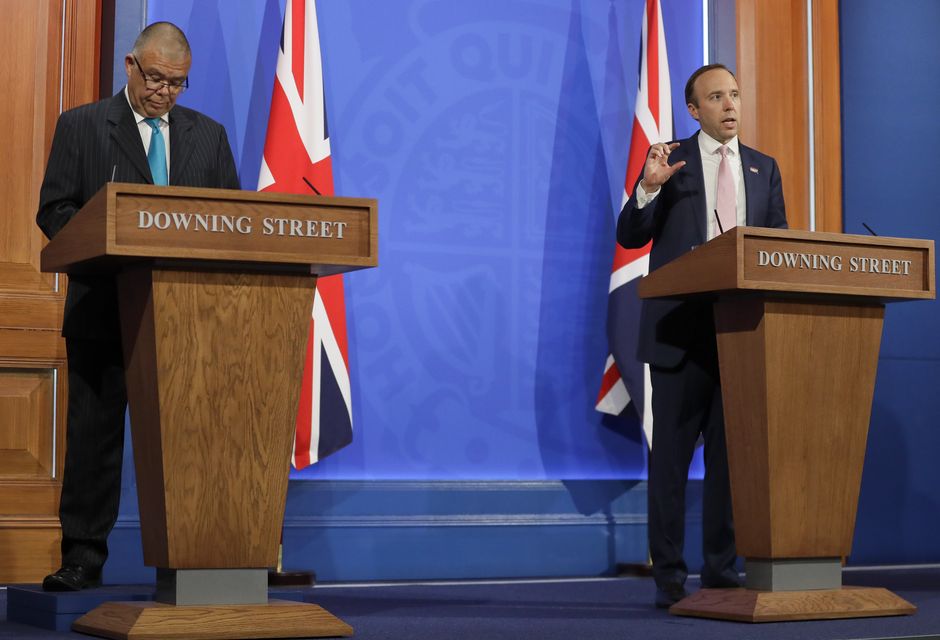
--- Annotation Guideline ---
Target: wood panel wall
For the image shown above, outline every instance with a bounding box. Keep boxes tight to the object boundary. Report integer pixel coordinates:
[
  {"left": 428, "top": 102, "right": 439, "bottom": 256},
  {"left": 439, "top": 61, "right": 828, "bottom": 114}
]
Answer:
[
  {"left": 736, "top": 0, "right": 842, "bottom": 233},
  {"left": 0, "top": 0, "right": 100, "bottom": 583}
]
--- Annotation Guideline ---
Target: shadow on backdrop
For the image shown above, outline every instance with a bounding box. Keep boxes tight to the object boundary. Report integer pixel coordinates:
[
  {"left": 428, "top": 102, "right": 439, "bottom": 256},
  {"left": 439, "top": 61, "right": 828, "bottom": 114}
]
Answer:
[{"left": 535, "top": 1, "right": 645, "bottom": 501}]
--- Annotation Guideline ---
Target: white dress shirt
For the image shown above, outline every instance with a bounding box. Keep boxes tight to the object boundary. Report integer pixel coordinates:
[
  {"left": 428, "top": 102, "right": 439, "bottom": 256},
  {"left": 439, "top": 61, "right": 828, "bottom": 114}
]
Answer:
[
  {"left": 634, "top": 131, "right": 747, "bottom": 241},
  {"left": 124, "top": 86, "right": 170, "bottom": 178}
]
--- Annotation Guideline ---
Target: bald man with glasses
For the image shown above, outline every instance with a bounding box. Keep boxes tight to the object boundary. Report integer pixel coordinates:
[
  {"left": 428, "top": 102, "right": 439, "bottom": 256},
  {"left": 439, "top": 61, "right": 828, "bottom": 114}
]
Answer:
[{"left": 37, "top": 21, "right": 239, "bottom": 591}]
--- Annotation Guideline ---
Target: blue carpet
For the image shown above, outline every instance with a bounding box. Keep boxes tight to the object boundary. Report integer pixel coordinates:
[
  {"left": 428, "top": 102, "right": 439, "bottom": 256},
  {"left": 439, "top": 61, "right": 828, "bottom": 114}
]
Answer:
[{"left": 3, "top": 568, "right": 940, "bottom": 639}]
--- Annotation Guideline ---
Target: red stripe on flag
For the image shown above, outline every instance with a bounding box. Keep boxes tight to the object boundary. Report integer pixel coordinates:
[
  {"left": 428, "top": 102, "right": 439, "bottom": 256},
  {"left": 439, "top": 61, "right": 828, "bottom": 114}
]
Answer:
[
  {"left": 624, "top": 119, "right": 651, "bottom": 196},
  {"left": 646, "top": 0, "right": 660, "bottom": 130},
  {"left": 596, "top": 359, "right": 623, "bottom": 404},
  {"left": 261, "top": 80, "right": 308, "bottom": 186},
  {"left": 291, "top": 0, "right": 305, "bottom": 98},
  {"left": 307, "top": 156, "right": 335, "bottom": 196},
  {"left": 293, "top": 316, "right": 316, "bottom": 470},
  {"left": 612, "top": 242, "right": 652, "bottom": 271},
  {"left": 314, "top": 274, "right": 349, "bottom": 368},
  {"left": 261, "top": 81, "right": 336, "bottom": 195}
]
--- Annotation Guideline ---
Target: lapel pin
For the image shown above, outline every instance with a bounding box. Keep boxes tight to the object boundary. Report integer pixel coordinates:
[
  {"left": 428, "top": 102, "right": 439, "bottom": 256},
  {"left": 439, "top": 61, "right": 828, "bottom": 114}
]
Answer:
[{"left": 749, "top": 166, "right": 759, "bottom": 174}]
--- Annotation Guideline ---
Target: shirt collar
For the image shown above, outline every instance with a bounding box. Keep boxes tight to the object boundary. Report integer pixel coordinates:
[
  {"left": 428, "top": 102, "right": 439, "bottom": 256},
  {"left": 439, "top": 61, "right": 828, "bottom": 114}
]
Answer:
[
  {"left": 698, "top": 130, "right": 739, "bottom": 157},
  {"left": 124, "top": 86, "right": 169, "bottom": 126}
]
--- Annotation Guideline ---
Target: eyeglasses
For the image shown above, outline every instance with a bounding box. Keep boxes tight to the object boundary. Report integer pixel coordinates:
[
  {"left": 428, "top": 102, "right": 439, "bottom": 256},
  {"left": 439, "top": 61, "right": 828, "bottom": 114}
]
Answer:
[{"left": 132, "top": 56, "right": 188, "bottom": 94}]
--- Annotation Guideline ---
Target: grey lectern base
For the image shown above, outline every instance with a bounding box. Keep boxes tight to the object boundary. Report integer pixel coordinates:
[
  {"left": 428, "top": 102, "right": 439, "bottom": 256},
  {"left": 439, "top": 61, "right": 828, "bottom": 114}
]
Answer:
[
  {"left": 745, "top": 558, "right": 842, "bottom": 591},
  {"left": 155, "top": 568, "right": 268, "bottom": 605}
]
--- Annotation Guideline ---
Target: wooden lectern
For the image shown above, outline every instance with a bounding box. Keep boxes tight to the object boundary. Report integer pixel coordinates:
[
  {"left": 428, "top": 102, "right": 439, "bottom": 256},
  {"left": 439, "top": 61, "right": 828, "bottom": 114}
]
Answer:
[
  {"left": 638, "top": 227, "right": 935, "bottom": 623},
  {"left": 40, "top": 183, "right": 378, "bottom": 639}
]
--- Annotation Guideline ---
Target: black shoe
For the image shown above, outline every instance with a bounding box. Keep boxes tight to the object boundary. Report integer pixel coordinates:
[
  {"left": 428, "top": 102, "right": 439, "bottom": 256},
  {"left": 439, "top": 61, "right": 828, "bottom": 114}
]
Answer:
[
  {"left": 700, "top": 572, "right": 743, "bottom": 589},
  {"left": 42, "top": 565, "right": 102, "bottom": 592},
  {"left": 654, "top": 583, "right": 689, "bottom": 608}
]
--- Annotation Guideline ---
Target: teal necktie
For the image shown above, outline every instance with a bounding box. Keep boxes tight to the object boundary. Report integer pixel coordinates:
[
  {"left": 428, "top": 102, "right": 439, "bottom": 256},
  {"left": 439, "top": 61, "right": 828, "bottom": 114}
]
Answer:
[{"left": 145, "top": 118, "right": 168, "bottom": 185}]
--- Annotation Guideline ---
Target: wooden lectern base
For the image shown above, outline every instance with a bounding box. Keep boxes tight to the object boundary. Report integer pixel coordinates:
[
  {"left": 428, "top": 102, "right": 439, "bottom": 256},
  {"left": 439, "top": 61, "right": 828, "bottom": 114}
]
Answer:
[
  {"left": 670, "top": 587, "right": 916, "bottom": 623},
  {"left": 72, "top": 600, "right": 353, "bottom": 639}
]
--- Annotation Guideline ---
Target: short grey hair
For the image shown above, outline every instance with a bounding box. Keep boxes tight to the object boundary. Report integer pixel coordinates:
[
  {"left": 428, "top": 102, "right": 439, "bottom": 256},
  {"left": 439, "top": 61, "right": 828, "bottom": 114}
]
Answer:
[{"left": 132, "top": 22, "right": 191, "bottom": 58}]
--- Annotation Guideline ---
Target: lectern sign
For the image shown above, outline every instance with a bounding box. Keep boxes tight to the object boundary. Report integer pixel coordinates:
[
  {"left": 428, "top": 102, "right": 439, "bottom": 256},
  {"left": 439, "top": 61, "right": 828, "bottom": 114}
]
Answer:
[
  {"left": 745, "top": 232, "right": 931, "bottom": 296},
  {"left": 134, "top": 209, "right": 349, "bottom": 239},
  {"left": 638, "top": 227, "right": 935, "bottom": 303},
  {"left": 41, "top": 183, "right": 378, "bottom": 276},
  {"left": 120, "top": 198, "right": 360, "bottom": 255}
]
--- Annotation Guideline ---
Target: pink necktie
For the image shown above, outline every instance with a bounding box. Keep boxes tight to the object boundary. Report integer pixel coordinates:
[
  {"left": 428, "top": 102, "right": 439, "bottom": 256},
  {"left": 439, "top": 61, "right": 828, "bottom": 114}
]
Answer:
[{"left": 716, "top": 145, "right": 736, "bottom": 234}]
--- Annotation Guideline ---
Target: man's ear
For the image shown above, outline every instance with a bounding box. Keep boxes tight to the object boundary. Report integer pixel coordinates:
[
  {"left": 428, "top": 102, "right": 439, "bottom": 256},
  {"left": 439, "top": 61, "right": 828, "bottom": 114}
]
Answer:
[{"left": 687, "top": 102, "right": 699, "bottom": 122}]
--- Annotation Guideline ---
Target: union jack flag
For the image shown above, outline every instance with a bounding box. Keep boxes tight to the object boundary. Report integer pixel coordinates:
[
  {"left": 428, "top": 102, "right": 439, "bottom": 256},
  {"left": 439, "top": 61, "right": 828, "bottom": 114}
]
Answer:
[
  {"left": 596, "top": 0, "right": 672, "bottom": 447},
  {"left": 259, "top": 0, "right": 353, "bottom": 468}
]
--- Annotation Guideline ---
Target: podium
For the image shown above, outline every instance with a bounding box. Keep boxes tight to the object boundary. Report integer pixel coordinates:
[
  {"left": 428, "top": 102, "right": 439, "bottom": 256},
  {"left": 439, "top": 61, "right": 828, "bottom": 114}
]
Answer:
[
  {"left": 638, "top": 227, "right": 935, "bottom": 622},
  {"left": 40, "top": 183, "right": 378, "bottom": 639}
]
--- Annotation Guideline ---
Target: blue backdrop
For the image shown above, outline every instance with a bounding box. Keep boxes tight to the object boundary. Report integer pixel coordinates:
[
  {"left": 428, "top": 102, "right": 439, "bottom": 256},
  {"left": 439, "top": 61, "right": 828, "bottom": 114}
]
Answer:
[
  {"left": 143, "top": 0, "right": 705, "bottom": 480},
  {"left": 101, "top": 0, "right": 940, "bottom": 581},
  {"left": 841, "top": 0, "right": 940, "bottom": 564}
]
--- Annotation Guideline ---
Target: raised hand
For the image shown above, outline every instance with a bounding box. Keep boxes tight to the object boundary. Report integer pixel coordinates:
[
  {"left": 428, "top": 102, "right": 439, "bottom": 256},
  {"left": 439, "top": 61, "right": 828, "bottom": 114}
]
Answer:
[{"left": 639, "top": 142, "right": 685, "bottom": 193}]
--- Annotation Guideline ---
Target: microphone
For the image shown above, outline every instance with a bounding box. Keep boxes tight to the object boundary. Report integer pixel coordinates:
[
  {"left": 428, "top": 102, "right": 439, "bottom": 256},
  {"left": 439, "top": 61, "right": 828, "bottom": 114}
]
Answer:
[
  {"left": 862, "top": 222, "right": 878, "bottom": 236},
  {"left": 302, "top": 176, "right": 322, "bottom": 196},
  {"left": 110, "top": 165, "right": 117, "bottom": 182},
  {"left": 713, "top": 209, "right": 724, "bottom": 235}
]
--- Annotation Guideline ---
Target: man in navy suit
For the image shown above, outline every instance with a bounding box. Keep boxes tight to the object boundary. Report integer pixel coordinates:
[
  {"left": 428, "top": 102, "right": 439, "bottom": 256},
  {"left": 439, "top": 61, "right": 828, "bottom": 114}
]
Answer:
[
  {"left": 617, "top": 64, "right": 787, "bottom": 608},
  {"left": 36, "top": 22, "right": 239, "bottom": 591}
]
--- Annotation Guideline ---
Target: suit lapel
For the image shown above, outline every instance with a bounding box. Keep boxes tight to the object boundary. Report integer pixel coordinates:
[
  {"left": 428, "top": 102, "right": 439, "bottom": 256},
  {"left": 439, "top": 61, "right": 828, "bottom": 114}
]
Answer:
[
  {"left": 673, "top": 132, "right": 707, "bottom": 244},
  {"left": 168, "top": 107, "right": 195, "bottom": 185},
  {"left": 107, "top": 92, "right": 152, "bottom": 183},
  {"left": 740, "top": 144, "right": 761, "bottom": 226}
]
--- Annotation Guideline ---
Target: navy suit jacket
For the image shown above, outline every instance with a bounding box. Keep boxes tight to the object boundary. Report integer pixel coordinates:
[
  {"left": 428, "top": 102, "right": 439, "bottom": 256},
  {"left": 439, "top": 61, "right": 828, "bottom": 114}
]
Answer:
[
  {"left": 617, "top": 131, "right": 787, "bottom": 368},
  {"left": 37, "top": 91, "right": 240, "bottom": 341}
]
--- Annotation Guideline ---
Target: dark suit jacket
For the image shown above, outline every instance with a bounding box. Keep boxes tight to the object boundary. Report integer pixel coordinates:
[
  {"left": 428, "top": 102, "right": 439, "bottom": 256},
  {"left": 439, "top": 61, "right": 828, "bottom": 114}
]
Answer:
[
  {"left": 36, "top": 90, "right": 240, "bottom": 340},
  {"left": 617, "top": 131, "right": 788, "bottom": 368}
]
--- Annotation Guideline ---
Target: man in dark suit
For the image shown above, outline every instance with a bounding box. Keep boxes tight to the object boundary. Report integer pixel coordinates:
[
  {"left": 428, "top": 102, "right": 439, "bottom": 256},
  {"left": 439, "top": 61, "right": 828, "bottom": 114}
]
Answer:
[
  {"left": 36, "top": 22, "right": 239, "bottom": 591},
  {"left": 617, "top": 64, "right": 787, "bottom": 608}
]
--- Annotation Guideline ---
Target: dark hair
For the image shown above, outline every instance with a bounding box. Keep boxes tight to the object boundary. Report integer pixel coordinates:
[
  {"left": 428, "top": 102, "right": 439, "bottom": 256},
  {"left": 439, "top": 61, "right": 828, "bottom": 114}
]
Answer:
[
  {"left": 132, "top": 21, "right": 191, "bottom": 58},
  {"left": 684, "top": 63, "right": 736, "bottom": 107}
]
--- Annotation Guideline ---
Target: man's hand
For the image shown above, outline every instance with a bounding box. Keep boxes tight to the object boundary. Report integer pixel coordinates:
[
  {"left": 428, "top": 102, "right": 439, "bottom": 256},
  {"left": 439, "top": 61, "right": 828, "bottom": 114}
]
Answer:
[{"left": 639, "top": 142, "right": 686, "bottom": 193}]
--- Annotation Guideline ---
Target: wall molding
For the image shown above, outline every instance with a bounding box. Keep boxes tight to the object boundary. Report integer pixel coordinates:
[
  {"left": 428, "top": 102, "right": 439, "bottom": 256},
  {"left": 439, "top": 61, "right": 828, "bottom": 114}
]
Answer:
[{"left": 107, "top": 479, "right": 707, "bottom": 583}]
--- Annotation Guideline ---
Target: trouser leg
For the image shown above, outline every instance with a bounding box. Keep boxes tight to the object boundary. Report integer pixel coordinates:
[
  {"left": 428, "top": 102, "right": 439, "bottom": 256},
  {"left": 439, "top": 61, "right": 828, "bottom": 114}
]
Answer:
[
  {"left": 700, "top": 354, "right": 737, "bottom": 582},
  {"left": 58, "top": 338, "right": 127, "bottom": 573},
  {"left": 648, "top": 363, "right": 704, "bottom": 588}
]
